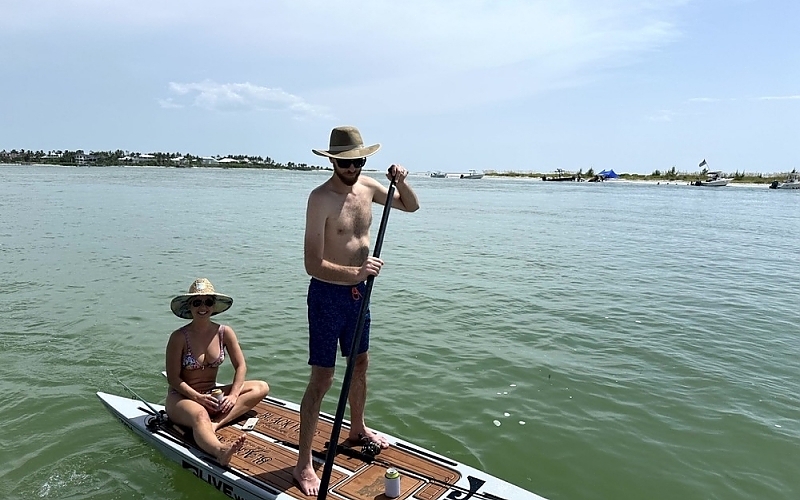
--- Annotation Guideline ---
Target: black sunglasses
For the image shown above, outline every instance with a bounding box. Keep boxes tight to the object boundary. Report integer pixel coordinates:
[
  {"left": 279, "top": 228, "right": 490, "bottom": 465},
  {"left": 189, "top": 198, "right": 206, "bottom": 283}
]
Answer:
[
  {"left": 190, "top": 298, "right": 216, "bottom": 308},
  {"left": 335, "top": 157, "right": 366, "bottom": 169}
]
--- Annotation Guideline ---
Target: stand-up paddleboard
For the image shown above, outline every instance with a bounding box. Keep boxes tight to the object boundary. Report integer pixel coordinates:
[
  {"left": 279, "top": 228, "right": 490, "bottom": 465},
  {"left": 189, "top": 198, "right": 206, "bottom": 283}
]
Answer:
[{"left": 97, "top": 391, "right": 547, "bottom": 500}]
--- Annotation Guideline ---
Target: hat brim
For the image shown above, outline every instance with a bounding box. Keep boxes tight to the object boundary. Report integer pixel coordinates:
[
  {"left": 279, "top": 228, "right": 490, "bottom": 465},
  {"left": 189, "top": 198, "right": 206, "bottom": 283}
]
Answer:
[
  {"left": 312, "top": 143, "right": 381, "bottom": 160},
  {"left": 170, "top": 293, "right": 233, "bottom": 320}
]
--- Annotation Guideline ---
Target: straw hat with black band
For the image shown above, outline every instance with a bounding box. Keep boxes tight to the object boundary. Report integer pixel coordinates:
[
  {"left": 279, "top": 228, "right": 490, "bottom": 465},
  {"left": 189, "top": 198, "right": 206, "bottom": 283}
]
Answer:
[{"left": 170, "top": 278, "right": 233, "bottom": 320}]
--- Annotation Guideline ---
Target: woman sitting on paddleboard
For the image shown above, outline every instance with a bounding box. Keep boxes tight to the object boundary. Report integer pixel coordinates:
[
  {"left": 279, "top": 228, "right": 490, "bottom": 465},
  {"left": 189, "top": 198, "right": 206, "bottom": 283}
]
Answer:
[{"left": 165, "top": 278, "right": 269, "bottom": 465}]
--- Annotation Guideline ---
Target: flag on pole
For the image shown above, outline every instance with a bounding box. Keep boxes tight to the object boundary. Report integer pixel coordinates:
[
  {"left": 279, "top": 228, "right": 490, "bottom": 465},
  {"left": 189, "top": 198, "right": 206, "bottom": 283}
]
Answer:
[{"left": 699, "top": 159, "right": 707, "bottom": 167}]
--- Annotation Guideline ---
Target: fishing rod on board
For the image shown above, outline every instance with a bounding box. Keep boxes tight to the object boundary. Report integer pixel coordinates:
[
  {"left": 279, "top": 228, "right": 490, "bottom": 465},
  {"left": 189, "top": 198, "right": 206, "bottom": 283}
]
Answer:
[
  {"left": 317, "top": 168, "right": 398, "bottom": 500},
  {"left": 108, "top": 370, "right": 168, "bottom": 428}
]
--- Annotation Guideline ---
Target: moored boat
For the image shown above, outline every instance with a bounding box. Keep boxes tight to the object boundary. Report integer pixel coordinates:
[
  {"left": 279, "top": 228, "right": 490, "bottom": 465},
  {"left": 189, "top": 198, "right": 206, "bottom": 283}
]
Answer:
[
  {"left": 459, "top": 169, "right": 484, "bottom": 179},
  {"left": 430, "top": 171, "right": 447, "bottom": 178},
  {"left": 769, "top": 170, "right": 800, "bottom": 189},
  {"left": 541, "top": 169, "right": 577, "bottom": 181},
  {"left": 691, "top": 171, "right": 732, "bottom": 187}
]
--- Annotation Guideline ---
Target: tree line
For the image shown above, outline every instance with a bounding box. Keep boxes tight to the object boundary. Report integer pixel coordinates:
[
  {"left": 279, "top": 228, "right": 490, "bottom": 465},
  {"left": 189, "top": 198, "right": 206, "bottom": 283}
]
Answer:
[{"left": 0, "top": 149, "right": 324, "bottom": 171}]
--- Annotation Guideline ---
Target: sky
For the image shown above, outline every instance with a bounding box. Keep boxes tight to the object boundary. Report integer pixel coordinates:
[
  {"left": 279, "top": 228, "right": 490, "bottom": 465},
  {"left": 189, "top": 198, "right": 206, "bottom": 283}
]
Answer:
[{"left": 1, "top": 0, "right": 798, "bottom": 175}]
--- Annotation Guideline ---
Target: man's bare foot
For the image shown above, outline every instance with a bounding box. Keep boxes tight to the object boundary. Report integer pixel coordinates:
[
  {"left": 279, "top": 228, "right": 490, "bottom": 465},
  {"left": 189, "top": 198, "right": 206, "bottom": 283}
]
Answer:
[
  {"left": 349, "top": 429, "right": 390, "bottom": 449},
  {"left": 218, "top": 435, "right": 246, "bottom": 466},
  {"left": 293, "top": 463, "right": 321, "bottom": 496}
]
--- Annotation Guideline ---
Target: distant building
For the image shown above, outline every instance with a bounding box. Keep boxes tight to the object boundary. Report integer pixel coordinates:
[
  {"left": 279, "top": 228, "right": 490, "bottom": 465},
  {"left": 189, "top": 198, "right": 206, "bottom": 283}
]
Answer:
[
  {"left": 75, "top": 153, "right": 98, "bottom": 165},
  {"left": 132, "top": 154, "right": 155, "bottom": 164}
]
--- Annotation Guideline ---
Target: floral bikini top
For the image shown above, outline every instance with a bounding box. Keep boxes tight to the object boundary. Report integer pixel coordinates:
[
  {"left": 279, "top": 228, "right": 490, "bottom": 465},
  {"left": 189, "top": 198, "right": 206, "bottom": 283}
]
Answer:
[{"left": 182, "top": 325, "right": 225, "bottom": 370}]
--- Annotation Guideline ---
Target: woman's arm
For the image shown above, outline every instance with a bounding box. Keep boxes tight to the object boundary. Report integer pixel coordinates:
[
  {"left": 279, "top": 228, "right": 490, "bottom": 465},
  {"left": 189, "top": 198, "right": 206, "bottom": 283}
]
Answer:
[{"left": 223, "top": 325, "right": 247, "bottom": 399}]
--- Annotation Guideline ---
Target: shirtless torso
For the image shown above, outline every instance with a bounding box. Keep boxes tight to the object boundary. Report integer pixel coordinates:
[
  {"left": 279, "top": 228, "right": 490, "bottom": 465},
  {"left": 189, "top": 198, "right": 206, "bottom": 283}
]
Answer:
[{"left": 305, "top": 173, "right": 409, "bottom": 285}]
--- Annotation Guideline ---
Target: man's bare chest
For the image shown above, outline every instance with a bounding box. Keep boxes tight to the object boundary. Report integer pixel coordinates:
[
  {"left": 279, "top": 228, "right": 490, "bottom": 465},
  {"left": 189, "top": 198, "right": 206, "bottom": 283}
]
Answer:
[{"left": 329, "top": 195, "right": 372, "bottom": 238}]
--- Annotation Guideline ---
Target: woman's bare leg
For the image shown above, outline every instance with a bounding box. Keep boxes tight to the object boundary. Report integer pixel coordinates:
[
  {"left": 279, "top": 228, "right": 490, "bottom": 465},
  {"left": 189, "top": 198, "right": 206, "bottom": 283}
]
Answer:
[
  {"left": 211, "top": 380, "right": 270, "bottom": 431},
  {"left": 166, "top": 393, "right": 246, "bottom": 465}
]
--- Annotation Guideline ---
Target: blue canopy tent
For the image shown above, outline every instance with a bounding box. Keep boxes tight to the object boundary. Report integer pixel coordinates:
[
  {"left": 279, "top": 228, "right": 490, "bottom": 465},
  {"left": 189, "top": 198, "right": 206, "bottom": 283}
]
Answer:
[{"left": 598, "top": 169, "right": 620, "bottom": 179}]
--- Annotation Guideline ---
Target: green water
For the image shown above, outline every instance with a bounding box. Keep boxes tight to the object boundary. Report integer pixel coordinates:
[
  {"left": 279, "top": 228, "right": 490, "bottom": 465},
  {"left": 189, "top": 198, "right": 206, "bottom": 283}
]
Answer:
[{"left": 1, "top": 166, "right": 798, "bottom": 500}]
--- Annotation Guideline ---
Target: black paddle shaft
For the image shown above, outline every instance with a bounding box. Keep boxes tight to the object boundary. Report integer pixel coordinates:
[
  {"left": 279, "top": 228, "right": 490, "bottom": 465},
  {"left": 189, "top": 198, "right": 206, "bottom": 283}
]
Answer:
[{"left": 317, "top": 170, "right": 398, "bottom": 499}]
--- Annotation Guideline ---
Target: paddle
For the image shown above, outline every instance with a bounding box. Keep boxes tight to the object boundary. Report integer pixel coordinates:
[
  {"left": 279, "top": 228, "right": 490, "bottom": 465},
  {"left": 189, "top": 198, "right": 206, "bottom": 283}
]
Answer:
[{"left": 317, "top": 168, "right": 399, "bottom": 500}]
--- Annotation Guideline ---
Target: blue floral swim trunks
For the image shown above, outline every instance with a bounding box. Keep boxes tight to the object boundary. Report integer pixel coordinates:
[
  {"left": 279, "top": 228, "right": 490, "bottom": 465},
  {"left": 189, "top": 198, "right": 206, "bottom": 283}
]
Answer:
[{"left": 307, "top": 278, "right": 370, "bottom": 368}]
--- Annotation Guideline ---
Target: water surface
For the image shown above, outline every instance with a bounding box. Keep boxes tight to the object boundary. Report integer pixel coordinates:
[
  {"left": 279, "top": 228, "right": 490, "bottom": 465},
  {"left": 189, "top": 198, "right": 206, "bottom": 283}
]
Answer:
[{"left": 0, "top": 166, "right": 798, "bottom": 500}]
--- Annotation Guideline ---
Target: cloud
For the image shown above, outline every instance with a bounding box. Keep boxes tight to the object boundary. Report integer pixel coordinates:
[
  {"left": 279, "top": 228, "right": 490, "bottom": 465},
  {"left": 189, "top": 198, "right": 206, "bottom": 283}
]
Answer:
[
  {"left": 295, "top": 1, "right": 685, "bottom": 115},
  {"left": 649, "top": 109, "right": 676, "bottom": 122},
  {"left": 2, "top": 1, "right": 690, "bottom": 117},
  {"left": 690, "top": 95, "right": 800, "bottom": 103},
  {"left": 2, "top": 1, "right": 685, "bottom": 89},
  {"left": 163, "top": 81, "right": 331, "bottom": 118},
  {"left": 158, "top": 98, "right": 183, "bottom": 109},
  {"left": 756, "top": 95, "right": 800, "bottom": 101}
]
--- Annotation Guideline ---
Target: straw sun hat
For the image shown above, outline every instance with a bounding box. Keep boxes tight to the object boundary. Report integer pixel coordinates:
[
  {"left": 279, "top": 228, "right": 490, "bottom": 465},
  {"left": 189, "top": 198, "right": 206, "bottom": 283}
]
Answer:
[
  {"left": 170, "top": 278, "right": 233, "bottom": 319},
  {"left": 312, "top": 126, "right": 381, "bottom": 159}
]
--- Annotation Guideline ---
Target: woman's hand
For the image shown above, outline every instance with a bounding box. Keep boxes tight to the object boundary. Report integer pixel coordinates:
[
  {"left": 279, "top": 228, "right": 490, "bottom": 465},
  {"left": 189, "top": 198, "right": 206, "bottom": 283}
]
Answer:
[
  {"left": 218, "top": 394, "right": 238, "bottom": 414},
  {"left": 196, "top": 392, "right": 221, "bottom": 413}
]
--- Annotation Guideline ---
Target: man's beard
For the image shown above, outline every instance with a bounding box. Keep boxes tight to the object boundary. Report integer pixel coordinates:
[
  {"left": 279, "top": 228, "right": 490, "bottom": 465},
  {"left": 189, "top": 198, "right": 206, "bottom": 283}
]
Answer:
[{"left": 335, "top": 168, "right": 360, "bottom": 186}]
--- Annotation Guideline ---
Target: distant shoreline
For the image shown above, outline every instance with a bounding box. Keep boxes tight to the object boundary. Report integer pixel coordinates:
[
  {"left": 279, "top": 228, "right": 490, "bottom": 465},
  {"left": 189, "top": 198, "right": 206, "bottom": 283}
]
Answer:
[
  {"left": 419, "top": 175, "right": 769, "bottom": 188},
  {"left": 1, "top": 162, "right": 791, "bottom": 186},
  {"left": 421, "top": 170, "right": 790, "bottom": 186}
]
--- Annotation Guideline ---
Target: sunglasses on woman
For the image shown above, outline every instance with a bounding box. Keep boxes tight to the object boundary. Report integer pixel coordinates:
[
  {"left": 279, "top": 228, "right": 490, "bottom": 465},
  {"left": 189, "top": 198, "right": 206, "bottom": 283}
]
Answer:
[
  {"left": 190, "top": 298, "right": 216, "bottom": 308},
  {"left": 335, "top": 157, "right": 366, "bottom": 169}
]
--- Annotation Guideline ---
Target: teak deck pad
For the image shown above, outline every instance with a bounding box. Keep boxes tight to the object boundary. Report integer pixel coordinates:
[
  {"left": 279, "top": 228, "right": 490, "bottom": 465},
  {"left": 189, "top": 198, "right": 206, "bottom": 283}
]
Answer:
[
  {"left": 98, "top": 391, "right": 544, "bottom": 500},
  {"left": 210, "top": 398, "right": 460, "bottom": 500}
]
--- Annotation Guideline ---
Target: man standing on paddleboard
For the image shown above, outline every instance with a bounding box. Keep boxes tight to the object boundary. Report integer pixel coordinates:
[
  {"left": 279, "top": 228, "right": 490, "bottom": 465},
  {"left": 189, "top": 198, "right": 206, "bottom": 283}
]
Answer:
[{"left": 293, "top": 126, "right": 419, "bottom": 496}]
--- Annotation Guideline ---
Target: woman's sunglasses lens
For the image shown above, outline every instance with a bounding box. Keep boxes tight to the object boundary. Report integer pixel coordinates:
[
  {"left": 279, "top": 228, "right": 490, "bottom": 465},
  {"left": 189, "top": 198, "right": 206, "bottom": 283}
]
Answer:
[{"left": 191, "top": 298, "right": 215, "bottom": 307}]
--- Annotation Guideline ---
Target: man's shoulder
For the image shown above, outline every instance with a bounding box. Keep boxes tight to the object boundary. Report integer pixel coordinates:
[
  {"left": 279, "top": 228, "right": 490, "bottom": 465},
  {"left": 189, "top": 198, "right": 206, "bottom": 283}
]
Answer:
[
  {"left": 358, "top": 175, "right": 382, "bottom": 188},
  {"left": 350, "top": 176, "right": 383, "bottom": 198},
  {"left": 307, "top": 181, "right": 343, "bottom": 213},
  {"left": 309, "top": 178, "right": 336, "bottom": 197}
]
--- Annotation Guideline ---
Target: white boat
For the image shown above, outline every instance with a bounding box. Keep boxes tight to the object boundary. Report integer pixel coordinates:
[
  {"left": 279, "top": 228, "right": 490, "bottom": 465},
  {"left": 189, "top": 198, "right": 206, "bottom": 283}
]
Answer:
[
  {"left": 459, "top": 169, "right": 484, "bottom": 179},
  {"left": 769, "top": 171, "right": 800, "bottom": 189},
  {"left": 430, "top": 171, "right": 447, "bottom": 178},
  {"left": 97, "top": 391, "right": 546, "bottom": 500},
  {"left": 692, "top": 171, "right": 732, "bottom": 187}
]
